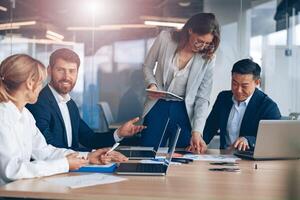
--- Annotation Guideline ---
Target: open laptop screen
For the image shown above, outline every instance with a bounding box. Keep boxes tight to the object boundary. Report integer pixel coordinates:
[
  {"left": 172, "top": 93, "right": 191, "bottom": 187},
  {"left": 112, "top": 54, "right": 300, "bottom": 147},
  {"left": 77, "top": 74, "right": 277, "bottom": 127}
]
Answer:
[{"left": 164, "top": 125, "right": 181, "bottom": 165}]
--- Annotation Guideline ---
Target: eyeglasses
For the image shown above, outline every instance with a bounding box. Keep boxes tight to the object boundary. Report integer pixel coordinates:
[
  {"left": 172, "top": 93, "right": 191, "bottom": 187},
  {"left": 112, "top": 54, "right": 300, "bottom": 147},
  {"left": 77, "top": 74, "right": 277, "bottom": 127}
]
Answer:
[{"left": 193, "top": 39, "right": 214, "bottom": 51}]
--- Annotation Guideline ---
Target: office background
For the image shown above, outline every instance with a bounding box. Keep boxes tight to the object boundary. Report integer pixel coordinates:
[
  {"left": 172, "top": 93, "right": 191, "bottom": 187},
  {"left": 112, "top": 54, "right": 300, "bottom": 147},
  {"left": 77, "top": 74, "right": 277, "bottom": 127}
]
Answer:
[{"left": 0, "top": 0, "right": 299, "bottom": 131}]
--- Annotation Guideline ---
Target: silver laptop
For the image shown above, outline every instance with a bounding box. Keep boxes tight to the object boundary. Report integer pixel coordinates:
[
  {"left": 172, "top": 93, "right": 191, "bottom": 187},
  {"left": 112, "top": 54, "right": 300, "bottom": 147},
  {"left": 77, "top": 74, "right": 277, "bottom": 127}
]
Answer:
[
  {"left": 115, "top": 125, "right": 181, "bottom": 176},
  {"left": 116, "top": 118, "right": 170, "bottom": 160},
  {"left": 234, "top": 120, "right": 300, "bottom": 160}
]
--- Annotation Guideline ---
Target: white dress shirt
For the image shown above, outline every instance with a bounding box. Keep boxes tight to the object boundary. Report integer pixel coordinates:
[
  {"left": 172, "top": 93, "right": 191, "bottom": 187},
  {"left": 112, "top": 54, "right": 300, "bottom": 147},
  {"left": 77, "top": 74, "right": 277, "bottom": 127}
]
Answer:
[
  {"left": 49, "top": 85, "right": 73, "bottom": 147},
  {"left": 49, "top": 84, "right": 122, "bottom": 144},
  {"left": 0, "top": 101, "right": 74, "bottom": 186},
  {"left": 225, "top": 94, "right": 253, "bottom": 147}
]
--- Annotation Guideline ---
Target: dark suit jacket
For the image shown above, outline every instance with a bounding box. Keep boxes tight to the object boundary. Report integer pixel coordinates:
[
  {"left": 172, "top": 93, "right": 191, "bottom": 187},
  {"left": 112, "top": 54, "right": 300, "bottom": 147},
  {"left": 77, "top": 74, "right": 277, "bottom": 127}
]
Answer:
[
  {"left": 203, "top": 88, "right": 281, "bottom": 149},
  {"left": 26, "top": 85, "right": 115, "bottom": 151}
]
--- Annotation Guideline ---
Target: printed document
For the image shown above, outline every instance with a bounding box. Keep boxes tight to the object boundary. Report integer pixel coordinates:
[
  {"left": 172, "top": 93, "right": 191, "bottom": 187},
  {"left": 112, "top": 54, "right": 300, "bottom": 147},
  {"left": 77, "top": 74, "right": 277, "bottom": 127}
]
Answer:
[
  {"left": 44, "top": 173, "right": 126, "bottom": 189},
  {"left": 183, "top": 154, "right": 240, "bottom": 163}
]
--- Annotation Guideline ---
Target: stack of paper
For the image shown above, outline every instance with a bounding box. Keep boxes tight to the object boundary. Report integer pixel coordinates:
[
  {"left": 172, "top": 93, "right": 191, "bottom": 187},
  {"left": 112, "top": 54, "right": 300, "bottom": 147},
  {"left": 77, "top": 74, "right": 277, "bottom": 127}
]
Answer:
[
  {"left": 44, "top": 173, "right": 126, "bottom": 189},
  {"left": 183, "top": 154, "right": 240, "bottom": 163}
]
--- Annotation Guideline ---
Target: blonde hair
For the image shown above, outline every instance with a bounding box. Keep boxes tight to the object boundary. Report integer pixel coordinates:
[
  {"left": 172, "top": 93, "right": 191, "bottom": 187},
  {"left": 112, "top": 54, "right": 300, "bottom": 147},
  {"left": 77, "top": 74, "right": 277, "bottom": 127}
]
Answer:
[{"left": 0, "top": 54, "right": 46, "bottom": 102}]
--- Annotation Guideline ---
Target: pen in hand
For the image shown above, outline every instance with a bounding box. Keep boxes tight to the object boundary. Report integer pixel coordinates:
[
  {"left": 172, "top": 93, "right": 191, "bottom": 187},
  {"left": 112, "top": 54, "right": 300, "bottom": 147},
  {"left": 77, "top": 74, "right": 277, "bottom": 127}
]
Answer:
[{"left": 105, "top": 142, "right": 120, "bottom": 156}]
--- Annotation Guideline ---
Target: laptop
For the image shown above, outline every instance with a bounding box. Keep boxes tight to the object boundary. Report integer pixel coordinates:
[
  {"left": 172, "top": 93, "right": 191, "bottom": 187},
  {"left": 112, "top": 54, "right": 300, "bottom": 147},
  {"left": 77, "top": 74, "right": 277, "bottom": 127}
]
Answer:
[
  {"left": 115, "top": 125, "right": 181, "bottom": 176},
  {"left": 234, "top": 120, "right": 300, "bottom": 160},
  {"left": 116, "top": 118, "right": 170, "bottom": 160}
]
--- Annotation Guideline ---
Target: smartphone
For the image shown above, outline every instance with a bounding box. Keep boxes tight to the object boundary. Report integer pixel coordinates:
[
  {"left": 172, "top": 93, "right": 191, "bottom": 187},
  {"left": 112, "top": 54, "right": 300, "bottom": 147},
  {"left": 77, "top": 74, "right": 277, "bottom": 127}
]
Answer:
[
  {"left": 209, "top": 168, "right": 241, "bottom": 172},
  {"left": 209, "top": 162, "right": 238, "bottom": 166}
]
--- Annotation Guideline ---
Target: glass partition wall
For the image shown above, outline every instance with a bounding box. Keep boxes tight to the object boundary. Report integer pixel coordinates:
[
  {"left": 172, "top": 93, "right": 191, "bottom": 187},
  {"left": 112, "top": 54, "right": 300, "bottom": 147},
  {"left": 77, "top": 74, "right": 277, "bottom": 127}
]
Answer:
[{"left": 0, "top": 0, "right": 299, "bottom": 130}]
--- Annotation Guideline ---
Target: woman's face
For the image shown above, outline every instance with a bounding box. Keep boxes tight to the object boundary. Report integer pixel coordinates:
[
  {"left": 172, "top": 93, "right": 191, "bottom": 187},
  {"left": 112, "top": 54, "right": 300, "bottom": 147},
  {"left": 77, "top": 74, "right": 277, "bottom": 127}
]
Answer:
[
  {"left": 26, "top": 70, "right": 46, "bottom": 104},
  {"left": 27, "top": 79, "right": 44, "bottom": 104},
  {"left": 188, "top": 30, "right": 214, "bottom": 53}
]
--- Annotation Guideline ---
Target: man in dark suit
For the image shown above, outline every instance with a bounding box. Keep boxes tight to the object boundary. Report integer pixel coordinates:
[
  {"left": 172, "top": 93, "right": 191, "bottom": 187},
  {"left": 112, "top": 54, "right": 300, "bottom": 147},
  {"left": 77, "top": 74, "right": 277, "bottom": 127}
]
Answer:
[
  {"left": 202, "top": 59, "right": 281, "bottom": 151},
  {"left": 27, "top": 48, "right": 144, "bottom": 151}
]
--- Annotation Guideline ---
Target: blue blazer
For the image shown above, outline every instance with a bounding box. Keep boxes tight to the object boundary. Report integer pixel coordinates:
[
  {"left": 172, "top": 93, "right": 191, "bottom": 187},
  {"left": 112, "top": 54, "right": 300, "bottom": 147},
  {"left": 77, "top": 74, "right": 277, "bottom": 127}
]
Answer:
[
  {"left": 26, "top": 85, "right": 115, "bottom": 151},
  {"left": 203, "top": 88, "right": 281, "bottom": 149}
]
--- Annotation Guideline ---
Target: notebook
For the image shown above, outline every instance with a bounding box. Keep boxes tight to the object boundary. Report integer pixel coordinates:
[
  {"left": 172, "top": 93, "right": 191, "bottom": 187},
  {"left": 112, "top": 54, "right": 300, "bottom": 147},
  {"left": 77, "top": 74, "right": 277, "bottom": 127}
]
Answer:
[
  {"left": 71, "top": 163, "right": 117, "bottom": 173},
  {"left": 146, "top": 89, "right": 184, "bottom": 101},
  {"left": 117, "top": 118, "right": 170, "bottom": 160},
  {"left": 234, "top": 120, "right": 300, "bottom": 160},
  {"left": 115, "top": 125, "right": 181, "bottom": 176}
]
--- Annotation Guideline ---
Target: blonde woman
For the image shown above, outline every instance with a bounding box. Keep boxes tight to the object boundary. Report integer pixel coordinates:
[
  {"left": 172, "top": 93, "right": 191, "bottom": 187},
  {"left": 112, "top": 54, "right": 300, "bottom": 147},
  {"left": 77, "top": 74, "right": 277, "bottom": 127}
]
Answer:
[{"left": 0, "top": 54, "right": 127, "bottom": 185}]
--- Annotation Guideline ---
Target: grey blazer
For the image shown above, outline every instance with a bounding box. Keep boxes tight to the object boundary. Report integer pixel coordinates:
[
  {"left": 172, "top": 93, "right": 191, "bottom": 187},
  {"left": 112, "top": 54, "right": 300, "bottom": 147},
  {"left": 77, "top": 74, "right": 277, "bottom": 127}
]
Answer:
[{"left": 143, "top": 30, "right": 215, "bottom": 133}]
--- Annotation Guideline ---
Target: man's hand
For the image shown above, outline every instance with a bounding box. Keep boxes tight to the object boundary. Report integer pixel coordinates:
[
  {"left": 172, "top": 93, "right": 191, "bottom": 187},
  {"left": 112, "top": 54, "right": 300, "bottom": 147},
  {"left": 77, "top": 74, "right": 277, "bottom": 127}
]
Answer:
[
  {"left": 87, "top": 148, "right": 128, "bottom": 165},
  {"left": 117, "top": 117, "right": 146, "bottom": 137},
  {"left": 66, "top": 153, "right": 88, "bottom": 170},
  {"left": 186, "top": 131, "right": 207, "bottom": 154},
  {"left": 233, "top": 137, "right": 249, "bottom": 151}
]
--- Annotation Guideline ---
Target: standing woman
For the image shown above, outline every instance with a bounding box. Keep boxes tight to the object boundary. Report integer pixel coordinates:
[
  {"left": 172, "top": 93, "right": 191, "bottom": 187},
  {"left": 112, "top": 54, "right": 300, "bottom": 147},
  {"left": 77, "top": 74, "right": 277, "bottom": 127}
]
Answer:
[
  {"left": 0, "top": 54, "right": 126, "bottom": 185},
  {"left": 142, "top": 13, "right": 220, "bottom": 154}
]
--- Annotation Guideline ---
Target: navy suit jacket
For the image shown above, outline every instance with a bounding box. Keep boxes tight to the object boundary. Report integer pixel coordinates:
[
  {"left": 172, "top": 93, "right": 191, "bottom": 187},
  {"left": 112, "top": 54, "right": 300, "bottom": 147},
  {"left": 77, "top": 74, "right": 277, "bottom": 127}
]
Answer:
[
  {"left": 203, "top": 88, "right": 281, "bottom": 149},
  {"left": 26, "top": 85, "right": 115, "bottom": 151}
]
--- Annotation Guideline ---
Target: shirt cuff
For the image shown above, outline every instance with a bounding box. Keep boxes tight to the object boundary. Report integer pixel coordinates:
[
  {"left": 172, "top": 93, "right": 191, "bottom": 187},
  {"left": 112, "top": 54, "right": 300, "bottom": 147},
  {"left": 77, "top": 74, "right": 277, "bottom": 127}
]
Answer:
[
  {"left": 78, "top": 151, "right": 89, "bottom": 159},
  {"left": 113, "top": 129, "right": 123, "bottom": 142}
]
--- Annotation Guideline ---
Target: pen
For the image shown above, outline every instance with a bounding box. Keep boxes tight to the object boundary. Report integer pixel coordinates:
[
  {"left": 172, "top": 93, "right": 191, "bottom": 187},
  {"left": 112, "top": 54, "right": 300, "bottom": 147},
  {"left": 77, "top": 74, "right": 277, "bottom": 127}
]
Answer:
[{"left": 106, "top": 142, "right": 120, "bottom": 155}]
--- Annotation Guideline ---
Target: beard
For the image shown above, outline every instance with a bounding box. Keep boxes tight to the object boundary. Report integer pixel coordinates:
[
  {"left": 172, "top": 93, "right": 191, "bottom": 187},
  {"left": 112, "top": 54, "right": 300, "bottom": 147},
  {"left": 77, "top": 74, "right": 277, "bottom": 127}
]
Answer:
[{"left": 51, "top": 79, "right": 75, "bottom": 95}]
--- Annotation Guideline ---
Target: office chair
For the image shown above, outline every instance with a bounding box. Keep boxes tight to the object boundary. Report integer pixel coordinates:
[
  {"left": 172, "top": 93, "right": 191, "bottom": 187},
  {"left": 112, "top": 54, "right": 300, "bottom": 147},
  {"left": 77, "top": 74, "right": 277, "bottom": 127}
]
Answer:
[
  {"left": 289, "top": 112, "right": 300, "bottom": 120},
  {"left": 97, "top": 101, "right": 121, "bottom": 131},
  {"left": 97, "top": 101, "right": 142, "bottom": 146}
]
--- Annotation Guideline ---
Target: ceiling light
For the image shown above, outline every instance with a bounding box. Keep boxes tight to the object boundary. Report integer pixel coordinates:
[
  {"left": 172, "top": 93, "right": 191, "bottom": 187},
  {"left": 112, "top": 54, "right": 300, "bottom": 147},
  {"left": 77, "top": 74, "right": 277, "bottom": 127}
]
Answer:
[
  {"left": 46, "top": 30, "right": 64, "bottom": 41},
  {"left": 84, "top": 0, "right": 98, "bottom": 13},
  {"left": 0, "top": 5, "right": 7, "bottom": 12},
  {"left": 0, "top": 20, "right": 36, "bottom": 30},
  {"left": 67, "top": 24, "right": 155, "bottom": 31},
  {"left": 8, "top": 21, "right": 36, "bottom": 26},
  {"left": 144, "top": 20, "right": 184, "bottom": 29},
  {"left": 178, "top": 1, "right": 191, "bottom": 7},
  {"left": 0, "top": 26, "right": 19, "bottom": 30}
]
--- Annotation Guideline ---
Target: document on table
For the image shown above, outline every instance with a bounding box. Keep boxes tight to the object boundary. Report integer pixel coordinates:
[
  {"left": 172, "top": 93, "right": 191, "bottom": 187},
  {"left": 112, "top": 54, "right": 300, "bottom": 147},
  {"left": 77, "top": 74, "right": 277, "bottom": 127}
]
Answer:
[
  {"left": 139, "top": 159, "right": 181, "bottom": 165},
  {"left": 44, "top": 173, "right": 126, "bottom": 189},
  {"left": 183, "top": 154, "right": 240, "bottom": 162}
]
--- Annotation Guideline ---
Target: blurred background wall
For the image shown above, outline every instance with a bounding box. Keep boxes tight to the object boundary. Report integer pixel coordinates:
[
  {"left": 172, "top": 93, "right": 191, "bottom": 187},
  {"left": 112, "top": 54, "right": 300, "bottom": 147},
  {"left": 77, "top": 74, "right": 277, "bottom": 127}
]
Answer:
[{"left": 0, "top": 0, "right": 299, "bottom": 131}]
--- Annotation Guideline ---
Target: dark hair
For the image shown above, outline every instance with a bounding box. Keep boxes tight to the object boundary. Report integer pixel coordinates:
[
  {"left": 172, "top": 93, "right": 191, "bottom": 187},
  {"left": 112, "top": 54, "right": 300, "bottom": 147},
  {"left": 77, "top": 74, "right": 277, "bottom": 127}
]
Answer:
[
  {"left": 49, "top": 48, "right": 80, "bottom": 68},
  {"left": 231, "top": 59, "right": 261, "bottom": 80},
  {"left": 171, "top": 13, "right": 220, "bottom": 59}
]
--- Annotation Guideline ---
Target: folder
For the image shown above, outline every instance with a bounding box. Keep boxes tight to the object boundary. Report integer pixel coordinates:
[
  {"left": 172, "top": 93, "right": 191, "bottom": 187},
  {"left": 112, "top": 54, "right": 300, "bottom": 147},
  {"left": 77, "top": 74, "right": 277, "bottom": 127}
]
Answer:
[
  {"left": 146, "top": 89, "right": 184, "bottom": 101},
  {"left": 71, "top": 163, "right": 117, "bottom": 173}
]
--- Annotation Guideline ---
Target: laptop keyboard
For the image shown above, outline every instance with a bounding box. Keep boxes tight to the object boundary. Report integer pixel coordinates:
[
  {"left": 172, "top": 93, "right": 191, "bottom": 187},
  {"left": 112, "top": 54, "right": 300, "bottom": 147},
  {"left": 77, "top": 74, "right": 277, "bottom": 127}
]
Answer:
[
  {"left": 118, "top": 150, "right": 155, "bottom": 158},
  {"left": 135, "top": 163, "right": 167, "bottom": 173},
  {"left": 237, "top": 150, "right": 254, "bottom": 155}
]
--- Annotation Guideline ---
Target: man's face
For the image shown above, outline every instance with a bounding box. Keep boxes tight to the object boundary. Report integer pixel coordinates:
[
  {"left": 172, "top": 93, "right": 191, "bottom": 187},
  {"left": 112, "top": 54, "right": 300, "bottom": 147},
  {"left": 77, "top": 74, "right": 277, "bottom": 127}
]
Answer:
[
  {"left": 48, "top": 58, "right": 78, "bottom": 95},
  {"left": 231, "top": 73, "right": 260, "bottom": 102}
]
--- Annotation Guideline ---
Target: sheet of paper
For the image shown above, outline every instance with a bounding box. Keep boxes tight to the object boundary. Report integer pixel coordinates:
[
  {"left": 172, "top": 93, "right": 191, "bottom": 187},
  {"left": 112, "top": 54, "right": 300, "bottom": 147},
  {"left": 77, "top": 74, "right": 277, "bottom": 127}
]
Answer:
[
  {"left": 183, "top": 154, "right": 240, "bottom": 162},
  {"left": 44, "top": 173, "right": 126, "bottom": 189},
  {"left": 139, "top": 159, "right": 181, "bottom": 165}
]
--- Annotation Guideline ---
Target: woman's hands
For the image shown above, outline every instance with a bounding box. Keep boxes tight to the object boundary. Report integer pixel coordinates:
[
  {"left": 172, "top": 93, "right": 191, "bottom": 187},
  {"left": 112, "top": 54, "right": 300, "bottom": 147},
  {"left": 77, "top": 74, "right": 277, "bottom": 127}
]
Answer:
[
  {"left": 67, "top": 149, "right": 128, "bottom": 170},
  {"left": 87, "top": 148, "right": 128, "bottom": 165},
  {"left": 147, "top": 84, "right": 165, "bottom": 100},
  {"left": 66, "top": 153, "right": 89, "bottom": 171},
  {"left": 186, "top": 131, "right": 207, "bottom": 154}
]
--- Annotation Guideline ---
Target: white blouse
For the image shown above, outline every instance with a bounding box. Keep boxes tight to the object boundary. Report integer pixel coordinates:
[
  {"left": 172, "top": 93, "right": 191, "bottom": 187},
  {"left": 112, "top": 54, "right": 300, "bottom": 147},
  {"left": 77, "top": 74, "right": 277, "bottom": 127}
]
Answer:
[
  {"left": 166, "top": 53, "right": 194, "bottom": 98},
  {"left": 0, "top": 101, "right": 74, "bottom": 186}
]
